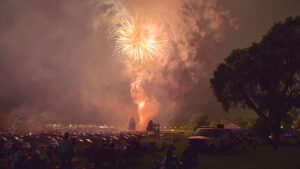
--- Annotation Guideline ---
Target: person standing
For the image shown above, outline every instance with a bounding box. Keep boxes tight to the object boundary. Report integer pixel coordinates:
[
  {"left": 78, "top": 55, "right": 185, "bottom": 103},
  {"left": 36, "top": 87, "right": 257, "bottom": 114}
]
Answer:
[{"left": 60, "top": 132, "right": 73, "bottom": 169}]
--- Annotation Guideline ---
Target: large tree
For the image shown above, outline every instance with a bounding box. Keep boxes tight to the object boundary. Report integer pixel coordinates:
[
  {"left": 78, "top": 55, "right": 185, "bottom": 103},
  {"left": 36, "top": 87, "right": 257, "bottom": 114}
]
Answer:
[
  {"left": 210, "top": 17, "right": 300, "bottom": 148},
  {"left": 189, "top": 113, "right": 210, "bottom": 130}
]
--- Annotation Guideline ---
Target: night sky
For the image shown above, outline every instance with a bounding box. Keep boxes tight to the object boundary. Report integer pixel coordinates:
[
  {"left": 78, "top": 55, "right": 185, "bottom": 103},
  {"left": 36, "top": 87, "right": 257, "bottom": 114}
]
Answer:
[{"left": 0, "top": 0, "right": 299, "bottom": 128}]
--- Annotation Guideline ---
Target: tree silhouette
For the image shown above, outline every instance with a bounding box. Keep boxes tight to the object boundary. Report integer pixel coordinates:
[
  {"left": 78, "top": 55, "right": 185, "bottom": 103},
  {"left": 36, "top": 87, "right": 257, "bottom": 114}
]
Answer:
[
  {"left": 128, "top": 117, "right": 136, "bottom": 130},
  {"left": 189, "top": 113, "right": 210, "bottom": 130},
  {"left": 146, "top": 120, "right": 154, "bottom": 132},
  {"left": 211, "top": 16, "right": 300, "bottom": 149}
]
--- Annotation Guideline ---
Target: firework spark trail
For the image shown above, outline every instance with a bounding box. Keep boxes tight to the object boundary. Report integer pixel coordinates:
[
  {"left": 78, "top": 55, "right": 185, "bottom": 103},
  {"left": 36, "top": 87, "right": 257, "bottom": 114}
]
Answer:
[
  {"left": 112, "top": 14, "right": 170, "bottom": 129},
  {"left": 130, "top": 76, "right": 142, "bottom": 94},
  {"left": 130, "top": 76, "right": 148, "bottom": 128}
]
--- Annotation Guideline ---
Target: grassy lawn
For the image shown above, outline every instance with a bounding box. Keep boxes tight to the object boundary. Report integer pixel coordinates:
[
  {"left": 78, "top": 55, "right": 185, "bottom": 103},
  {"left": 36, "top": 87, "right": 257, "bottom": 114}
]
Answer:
[
  {"left": 197, "top": 146, "right": 300, "bottom": 169},
  {"left": 134, "top": 134, "right": 300, "bottom": 169}
]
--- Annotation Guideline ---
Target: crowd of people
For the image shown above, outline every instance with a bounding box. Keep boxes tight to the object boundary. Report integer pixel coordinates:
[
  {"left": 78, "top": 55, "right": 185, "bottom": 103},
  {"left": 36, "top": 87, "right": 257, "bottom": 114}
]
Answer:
[
  {"left": 1, "top": 127, "right": 259, "bottom": 169},
  {"left": 152, "top": 144, "right": 198, "bottom": 169},
  {"left": 0, "top": 128, "right": 197, "bottom": 169}
]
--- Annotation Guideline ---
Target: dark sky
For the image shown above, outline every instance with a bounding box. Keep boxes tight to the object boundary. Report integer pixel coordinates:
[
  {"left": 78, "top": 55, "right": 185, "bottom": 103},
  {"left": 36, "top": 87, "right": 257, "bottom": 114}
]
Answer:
[
  {"left": 0, "top": 0, "right": 299, "bottom": 128},
  {"left": 181, "top": 0, "right": 300, "bottom": 121}
]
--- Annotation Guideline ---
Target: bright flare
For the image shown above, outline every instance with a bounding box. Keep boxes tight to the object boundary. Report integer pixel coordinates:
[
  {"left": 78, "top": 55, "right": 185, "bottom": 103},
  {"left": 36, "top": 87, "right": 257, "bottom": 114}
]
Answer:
[
  {"left": 115, "top": 17, "right": 168, "bottom": 62},
  {"left": 138, "top": 100, "right": 145, "bottom": 110}
]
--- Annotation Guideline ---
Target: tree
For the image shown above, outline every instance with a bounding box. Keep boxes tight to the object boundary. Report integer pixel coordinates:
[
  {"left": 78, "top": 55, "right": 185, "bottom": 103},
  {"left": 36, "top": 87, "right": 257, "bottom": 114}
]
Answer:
[
  {"left": 281, "top": 113, "right": 294, "bottom": 133},
  {"left": 210, "top": 17, "right": 300, "bottom": 149},
  {"left": 146, "top": 120, "right": 154, "bottom": 132},
  {"left": 218, "top": 118, "right": 231, "bottom": 125},
  {"left": 189, "top": 113, "right": 210, "bottom": 130},
  {"left": 290, "top": 108, "right": 300, "bottom": 129},
  {"left": 233, "top": 117, "right": 248, "bottom": 128},
  {"left": 251, "top": 118, "right": 270, "bottom": 141},
  {"left": 128, "top": 117, "right": 136, "bottom": 130},
  {"left": 232, "top": 117, "right": 256, "bottom": 128},
  {"left": 294, "top": 117, "right": 300, "bottom": 129}
]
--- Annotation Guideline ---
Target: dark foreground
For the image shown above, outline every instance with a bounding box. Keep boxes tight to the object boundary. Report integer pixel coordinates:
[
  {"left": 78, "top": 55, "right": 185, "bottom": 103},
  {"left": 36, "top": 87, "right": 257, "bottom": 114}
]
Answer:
[{"left": 1, "top": 129, "right": 300, "bottom": 169}]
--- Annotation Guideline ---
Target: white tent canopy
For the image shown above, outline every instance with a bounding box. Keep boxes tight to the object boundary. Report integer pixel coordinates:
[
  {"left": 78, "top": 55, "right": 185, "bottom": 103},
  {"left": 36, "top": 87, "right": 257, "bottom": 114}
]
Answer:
[{"left": 224, "top": 123, "right": 244, "bottom": 130}]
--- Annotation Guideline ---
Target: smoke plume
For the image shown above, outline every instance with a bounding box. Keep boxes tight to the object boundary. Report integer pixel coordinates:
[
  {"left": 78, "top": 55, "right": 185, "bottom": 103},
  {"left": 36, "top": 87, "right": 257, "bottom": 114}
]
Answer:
[{"left": 0, "top": 0, "right": 240, "bottom": 128}]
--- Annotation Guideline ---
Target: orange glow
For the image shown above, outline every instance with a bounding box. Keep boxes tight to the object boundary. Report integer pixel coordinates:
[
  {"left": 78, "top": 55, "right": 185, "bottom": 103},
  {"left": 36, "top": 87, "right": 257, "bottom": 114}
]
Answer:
[
  {"left": 138, "top": 100, "right": 145, "bottom": 110},
  {"left": 115, "top": 17, "right": 168, "bottom": 63},
  {"left": 115, "top": 16, "right": 166, "bottom": 130},
  {"left": 137, "top": 109, "right": 148, "bottom": 129}
]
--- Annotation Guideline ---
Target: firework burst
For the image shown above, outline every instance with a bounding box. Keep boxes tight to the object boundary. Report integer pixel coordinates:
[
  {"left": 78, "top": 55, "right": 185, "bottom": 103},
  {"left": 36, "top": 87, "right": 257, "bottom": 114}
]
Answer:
[{"left": 115, "top": 17, "right": 168, "bottom": 63}]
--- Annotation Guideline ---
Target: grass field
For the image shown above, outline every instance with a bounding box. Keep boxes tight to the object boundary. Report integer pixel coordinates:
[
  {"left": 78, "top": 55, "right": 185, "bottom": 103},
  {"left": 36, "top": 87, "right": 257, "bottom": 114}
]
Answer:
[
  {"left": 197, "top": 146, "right": 300, "bottom": 169},
  {"left": 134, "top": 134, "right": 300, "bottom": 169}
]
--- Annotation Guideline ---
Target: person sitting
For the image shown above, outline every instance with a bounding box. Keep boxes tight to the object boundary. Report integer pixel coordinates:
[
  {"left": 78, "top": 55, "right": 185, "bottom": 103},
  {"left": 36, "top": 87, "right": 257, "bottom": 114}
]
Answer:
[{"left": 180, "top": 146, "right": 197, "bottom": 169}]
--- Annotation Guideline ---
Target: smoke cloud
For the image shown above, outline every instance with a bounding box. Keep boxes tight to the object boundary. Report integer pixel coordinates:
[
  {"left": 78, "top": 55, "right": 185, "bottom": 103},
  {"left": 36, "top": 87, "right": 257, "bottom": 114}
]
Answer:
[
  {"left": 1, "top": 0, "right": 298, "bottom": 128},
  {"left": 0, "top": 0, "right": 239, "bottom": 128}
]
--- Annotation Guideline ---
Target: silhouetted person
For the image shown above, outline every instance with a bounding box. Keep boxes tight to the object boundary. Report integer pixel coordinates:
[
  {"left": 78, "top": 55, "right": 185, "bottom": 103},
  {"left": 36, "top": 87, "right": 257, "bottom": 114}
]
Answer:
[
  {"left": 180, "top": 146, "right": 197, "bottom": 169},
  {"left": 27, "top": 151, "right": 46, "bottom": 169},
  {"left": 46, "top": 148, "right": 56, "bottom": 169},
  {"left": 60, "top": 132, "right": 73, "bottom": 169},
  {"left": 0, "top": 159, "right": 10, "bottom": 169},
  {"left": 165, "top": 145, "right": 177, "bottom": 169},
  {"left": 14, "top": 151, "right": 27, "bottom": 169},
  {"left": 107, "top": 143, "right": 118, "bottom": 168},
  {"left": 152, "top": 160, "right": 162, "bottom": 169}
]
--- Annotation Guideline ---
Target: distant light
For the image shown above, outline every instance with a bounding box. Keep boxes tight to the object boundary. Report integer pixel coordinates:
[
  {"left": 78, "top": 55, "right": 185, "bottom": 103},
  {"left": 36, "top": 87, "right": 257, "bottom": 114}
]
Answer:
[
  {"left": 99, "top": 125, "right": 108, "bottom": 129},
  {"left": 285, "top": 133, "right": 292, "bottom": 137},
  {"left": 280, "top": 125, "right": 284, "bottom": 129}
]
